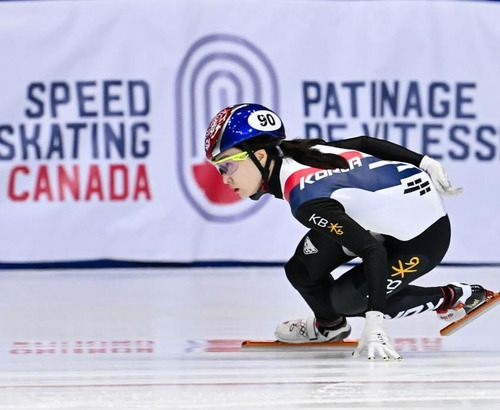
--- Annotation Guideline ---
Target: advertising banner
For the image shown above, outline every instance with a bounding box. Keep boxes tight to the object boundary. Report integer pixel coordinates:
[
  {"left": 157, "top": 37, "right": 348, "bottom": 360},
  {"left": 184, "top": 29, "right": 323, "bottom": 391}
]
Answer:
[{"left": 0, "top": 0, "right": 499, "bottom": 264}]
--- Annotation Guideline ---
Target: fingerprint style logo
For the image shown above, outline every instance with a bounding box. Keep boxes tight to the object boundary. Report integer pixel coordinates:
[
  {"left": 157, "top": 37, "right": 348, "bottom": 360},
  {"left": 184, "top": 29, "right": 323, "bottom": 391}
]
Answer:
[{"left": 175, "top": 34, "right": 279, "bottom": 222}]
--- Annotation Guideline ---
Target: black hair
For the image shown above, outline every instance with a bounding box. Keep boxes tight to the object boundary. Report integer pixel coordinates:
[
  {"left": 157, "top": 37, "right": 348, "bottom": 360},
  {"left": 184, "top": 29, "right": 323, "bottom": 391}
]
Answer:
[{"left": 239, "top": 136, "right": 349, "bottom": 170}]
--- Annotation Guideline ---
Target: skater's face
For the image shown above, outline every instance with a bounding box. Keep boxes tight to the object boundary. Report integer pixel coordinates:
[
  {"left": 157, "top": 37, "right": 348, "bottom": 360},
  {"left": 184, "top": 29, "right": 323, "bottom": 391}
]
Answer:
[{"left": 213, "top": 148, "right": 268, "bottom": 198}]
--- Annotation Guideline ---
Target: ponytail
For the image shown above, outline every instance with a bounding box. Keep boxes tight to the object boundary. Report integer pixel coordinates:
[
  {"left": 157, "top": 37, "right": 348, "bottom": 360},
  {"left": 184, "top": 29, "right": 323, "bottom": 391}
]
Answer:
[
  {"left": 238, "top": 136, "right": 349, "bottom": 170},
  {"left": 279, "top": 138, "right": 349, "bottom": 169}
]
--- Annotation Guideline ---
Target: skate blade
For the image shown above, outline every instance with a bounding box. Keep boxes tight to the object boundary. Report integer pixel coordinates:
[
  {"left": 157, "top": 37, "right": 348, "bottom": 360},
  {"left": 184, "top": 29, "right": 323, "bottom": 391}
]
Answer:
[
  {"left": 241, "top": 339, "right": 359, "bottom": 348},
  {"left": 440, "top": 291, "right": 500, "bottom": 336}
]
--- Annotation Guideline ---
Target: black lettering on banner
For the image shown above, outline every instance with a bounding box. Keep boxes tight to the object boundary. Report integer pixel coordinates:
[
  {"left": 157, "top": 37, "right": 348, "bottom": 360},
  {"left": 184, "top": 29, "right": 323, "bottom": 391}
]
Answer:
[
  {"left": 0, "top": 125, "right": 15, "bottom": 159},
  {"left": 1, "top": 78, "right": 154, "bottom": 203},
  {"left": 23, "top": 80, "right": 151, "bottom": 118},
  {"left": 25, "top": 82, "right": 45, "bottom": 118},
  {"left": 299, "top": 79, "right": 500, "bottom": 162}
]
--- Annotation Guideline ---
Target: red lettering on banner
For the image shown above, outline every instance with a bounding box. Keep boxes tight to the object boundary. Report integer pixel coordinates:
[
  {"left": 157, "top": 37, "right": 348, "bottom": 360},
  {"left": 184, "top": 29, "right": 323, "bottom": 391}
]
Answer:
[
  {"left": 421, "top": 337, "right": 442, "bottom": 351},
  {"left": 9, "top": 340, "right": 155, "bottom": 355},
  {"left": 85, "top": 164, "right": 104, "bottom": 200},
  {"left": 112, "top": 341, "right": 133, "bottom": 354},
  {"left": 6, "top": 163, "right": 152, "bottom": 202},
  {"left": 110, "top": 164, "right": 128, "bottom": 200},
  {"left": 87, "top": 341, "right": 108, "bottom": 354},
  {"left": 8, "top": 166, "right": 29, "bottom": 201},
  {"left": 133, "top": 164, "right": 151, "bottom": 200},
  {"left": 135, "top": 340, "right": 154, "bottom": 353},
  {"left": 393, "top": 337, "right": 442, "bottom": 352},
  {"left": 35, "top": 341, "right": 57, "bottom": 355},
  {"left": 58, "top": 165, "right": 80, "bottom": 200},
  {"left": 9, "top": 342, "right": 31, "bottom": 355},
  {"left": 34, "top": 165, "right": 53, "bottom": 201}
]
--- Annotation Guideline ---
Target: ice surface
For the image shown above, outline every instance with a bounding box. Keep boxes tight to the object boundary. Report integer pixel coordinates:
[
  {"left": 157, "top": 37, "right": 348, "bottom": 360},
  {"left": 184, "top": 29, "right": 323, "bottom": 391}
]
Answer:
[{"left": 0, "top": 267, "right": 499, "bottom": 409}]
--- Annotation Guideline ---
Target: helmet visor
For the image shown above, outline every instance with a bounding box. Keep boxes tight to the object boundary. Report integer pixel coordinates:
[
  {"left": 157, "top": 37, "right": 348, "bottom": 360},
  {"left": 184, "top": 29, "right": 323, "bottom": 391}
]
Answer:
[{"left": 212, "top": 151, "right": 250, "bottom": 176}]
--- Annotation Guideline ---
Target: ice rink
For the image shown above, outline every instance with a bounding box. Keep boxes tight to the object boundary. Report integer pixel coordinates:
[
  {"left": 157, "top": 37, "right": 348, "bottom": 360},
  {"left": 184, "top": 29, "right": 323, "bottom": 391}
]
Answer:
[{"left": 1, "top": 266, "right": 499, "bottom": 409}]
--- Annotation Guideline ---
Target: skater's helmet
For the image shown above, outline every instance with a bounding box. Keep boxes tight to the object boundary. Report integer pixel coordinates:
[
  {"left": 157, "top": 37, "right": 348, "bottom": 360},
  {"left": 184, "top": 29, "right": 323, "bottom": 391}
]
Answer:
[{"left": 204, "top": 103, "right": 286, "bottom": 161}]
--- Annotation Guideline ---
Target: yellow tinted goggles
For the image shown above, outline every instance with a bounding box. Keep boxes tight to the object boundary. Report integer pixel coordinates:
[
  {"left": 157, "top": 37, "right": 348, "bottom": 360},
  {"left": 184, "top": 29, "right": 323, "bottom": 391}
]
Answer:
[{"left": 212, "top": 152, "right": 250, "bottom": 175}]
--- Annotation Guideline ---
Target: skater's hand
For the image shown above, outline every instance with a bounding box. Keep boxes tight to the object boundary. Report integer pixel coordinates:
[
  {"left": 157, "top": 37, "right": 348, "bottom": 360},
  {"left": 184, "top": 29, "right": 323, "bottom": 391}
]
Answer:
[
  {"left": 353, "top": 311, "right": 402, "bottom": 361},
  {"left": 419, "top": 156, "right": 463, "bottom": 197}
]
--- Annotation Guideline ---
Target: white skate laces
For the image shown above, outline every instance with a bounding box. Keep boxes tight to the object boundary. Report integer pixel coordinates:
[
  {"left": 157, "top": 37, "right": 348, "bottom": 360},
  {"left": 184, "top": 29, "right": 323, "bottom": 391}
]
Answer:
[{"left": 274, "top": 317, "right": 351, "bottom": 343}]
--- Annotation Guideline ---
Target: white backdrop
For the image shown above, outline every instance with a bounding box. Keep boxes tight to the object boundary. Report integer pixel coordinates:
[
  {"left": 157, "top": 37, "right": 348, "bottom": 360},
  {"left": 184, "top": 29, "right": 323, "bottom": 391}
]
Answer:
[{"left": 0, "top": 0, "right": 499, "bottom": 264}]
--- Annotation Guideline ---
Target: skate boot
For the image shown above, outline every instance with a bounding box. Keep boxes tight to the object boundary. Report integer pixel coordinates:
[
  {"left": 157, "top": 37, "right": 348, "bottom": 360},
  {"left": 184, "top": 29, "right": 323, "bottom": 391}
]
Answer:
[
  {"left": 274, "top": 317, "right": 351, "bottom": 343},
  {"left": 437, "top": 283, "right": 487, "bottom": 323}
]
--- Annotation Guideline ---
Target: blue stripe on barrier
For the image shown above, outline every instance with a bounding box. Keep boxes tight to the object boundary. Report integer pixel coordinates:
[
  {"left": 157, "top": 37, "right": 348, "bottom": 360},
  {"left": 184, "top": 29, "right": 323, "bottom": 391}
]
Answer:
[
  {"left": 1, "top": 0, "right": 500, "bottom": 3},
  {"left": 0, "top": 260, "right": 499, "bottom": 270}
]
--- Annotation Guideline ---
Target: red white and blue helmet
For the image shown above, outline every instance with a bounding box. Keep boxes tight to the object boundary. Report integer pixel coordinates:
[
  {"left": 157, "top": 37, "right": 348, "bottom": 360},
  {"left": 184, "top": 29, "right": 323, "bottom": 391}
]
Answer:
[{"left": 204, "top": 103, "right": 286, "bottom": 161}]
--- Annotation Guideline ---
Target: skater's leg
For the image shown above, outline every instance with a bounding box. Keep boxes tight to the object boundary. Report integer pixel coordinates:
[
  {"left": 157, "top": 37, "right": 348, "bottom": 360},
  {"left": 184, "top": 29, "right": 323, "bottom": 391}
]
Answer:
[
  {"left": 384, "top": 283, "right": 489, "bottom": 320},
  {"left": 284, "top": 229, "right": 352, "bottom": 323},
  {"left": 331, "top": 216, "right": 452, "bottom": 317},
  {"left": 275, "top": 230, "right": 353, "bottom": 343},
  {"left": 383, "top": 285, "right": 445, "bottom": 318}
]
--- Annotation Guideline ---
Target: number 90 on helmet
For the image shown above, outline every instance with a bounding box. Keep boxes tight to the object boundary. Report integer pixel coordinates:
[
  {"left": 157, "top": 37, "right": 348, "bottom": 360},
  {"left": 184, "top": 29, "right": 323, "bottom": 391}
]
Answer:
[{"left": 204, "top": 103, "right": 286, "bottom": 161}]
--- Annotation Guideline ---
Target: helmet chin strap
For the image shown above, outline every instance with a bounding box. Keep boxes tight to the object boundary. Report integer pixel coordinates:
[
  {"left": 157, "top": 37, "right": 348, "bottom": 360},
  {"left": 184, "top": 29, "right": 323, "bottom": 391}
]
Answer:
[{"left": 240, "top": 142, "right": 272, "bottom": 200}]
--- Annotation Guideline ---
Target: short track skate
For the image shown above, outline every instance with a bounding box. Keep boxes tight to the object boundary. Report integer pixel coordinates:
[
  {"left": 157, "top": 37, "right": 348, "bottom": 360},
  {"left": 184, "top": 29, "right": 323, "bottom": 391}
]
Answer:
[
  {"left": 440, "top": 290, "right": 500, "bottom": 336},
  {"left": 241, "top": 339, "right": 359, "bottom": 348}
]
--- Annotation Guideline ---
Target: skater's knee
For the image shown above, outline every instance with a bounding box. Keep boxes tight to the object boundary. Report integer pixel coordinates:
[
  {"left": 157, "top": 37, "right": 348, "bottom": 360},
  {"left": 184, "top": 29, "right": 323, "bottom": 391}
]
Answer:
[
  {"left": 284, "top": 257, "right": 307, "bottom": 289},
  {"left": 330, "top": 279, "right": 368, "bottom": 316}
]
